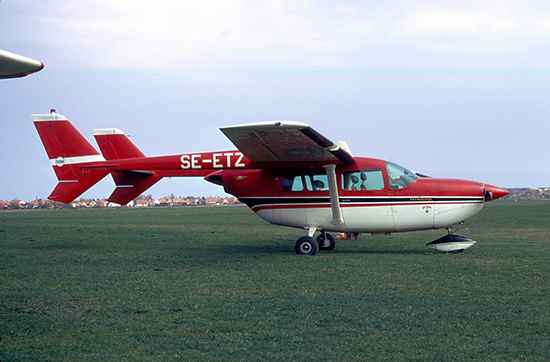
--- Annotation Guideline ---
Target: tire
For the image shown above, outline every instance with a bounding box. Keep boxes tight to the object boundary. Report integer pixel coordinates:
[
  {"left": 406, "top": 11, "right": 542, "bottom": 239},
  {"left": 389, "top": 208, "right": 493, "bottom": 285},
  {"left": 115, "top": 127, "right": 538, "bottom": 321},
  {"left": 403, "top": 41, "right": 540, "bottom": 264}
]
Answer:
[
  {"left": 295, "top": 236, "right": 319, "bottom": 255},
  {"left": 317, "top": 233, "right": 336, "bottom": 251}
]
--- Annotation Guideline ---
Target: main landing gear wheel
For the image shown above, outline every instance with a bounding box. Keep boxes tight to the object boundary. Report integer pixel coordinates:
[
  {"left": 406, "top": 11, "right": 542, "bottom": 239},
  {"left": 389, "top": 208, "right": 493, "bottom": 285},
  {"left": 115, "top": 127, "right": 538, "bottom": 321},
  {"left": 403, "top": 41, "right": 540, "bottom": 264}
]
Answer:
[
  {"left": 295, "top": 236, "right": 319, "bottom": 255},
  {"left": 317, "top": 232, "right": 336, "bottom": 251}
]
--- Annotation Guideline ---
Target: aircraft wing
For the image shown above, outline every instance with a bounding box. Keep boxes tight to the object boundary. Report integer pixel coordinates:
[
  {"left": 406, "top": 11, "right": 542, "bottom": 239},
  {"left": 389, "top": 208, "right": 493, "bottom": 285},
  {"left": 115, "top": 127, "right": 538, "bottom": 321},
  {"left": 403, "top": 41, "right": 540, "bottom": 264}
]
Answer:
[
  {"left": 220, "top": 121, "right": 356, "bottom": 165},
  {"left": 0, "top": 49, "right": 44, "bottom": 79}
]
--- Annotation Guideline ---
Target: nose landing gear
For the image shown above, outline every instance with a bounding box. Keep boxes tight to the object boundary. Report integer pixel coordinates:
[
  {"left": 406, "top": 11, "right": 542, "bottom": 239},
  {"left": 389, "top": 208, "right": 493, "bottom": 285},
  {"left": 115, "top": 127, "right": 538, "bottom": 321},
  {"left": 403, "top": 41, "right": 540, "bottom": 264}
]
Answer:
[{"left": 426, "top": 227, "right": 477, "bottom": 253}]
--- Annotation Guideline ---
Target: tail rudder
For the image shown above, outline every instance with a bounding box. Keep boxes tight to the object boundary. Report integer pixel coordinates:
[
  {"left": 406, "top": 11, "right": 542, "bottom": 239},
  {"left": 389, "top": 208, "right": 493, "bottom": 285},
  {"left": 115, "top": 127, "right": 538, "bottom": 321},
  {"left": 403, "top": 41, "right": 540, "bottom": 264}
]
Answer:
[
  {"left": 32, "top": 110, "right": 109, "bottom": 203},
  {"left": 93, "top": 128, "right": 145, "bottom": 160},
  {"left": 93, "top": 128, "right": 162, "bottom": 205},
  {"left": 32, "top": 111, "right": 105, "bottom": 164}
]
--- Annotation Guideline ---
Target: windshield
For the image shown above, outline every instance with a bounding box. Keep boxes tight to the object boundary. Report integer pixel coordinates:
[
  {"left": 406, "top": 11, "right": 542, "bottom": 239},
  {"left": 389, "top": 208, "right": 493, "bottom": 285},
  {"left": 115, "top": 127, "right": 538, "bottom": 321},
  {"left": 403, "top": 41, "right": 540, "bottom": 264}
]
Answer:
[{"left": 386, "top": 161, "right": 417, "bottom": 189}]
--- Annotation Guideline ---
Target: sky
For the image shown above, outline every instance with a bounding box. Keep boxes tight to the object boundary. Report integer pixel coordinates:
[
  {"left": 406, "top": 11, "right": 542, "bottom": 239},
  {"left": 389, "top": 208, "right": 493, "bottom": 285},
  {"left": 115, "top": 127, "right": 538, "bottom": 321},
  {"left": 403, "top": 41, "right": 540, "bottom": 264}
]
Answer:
[{"left": 1, "top": 0, "right": 549, "bottom": 201}]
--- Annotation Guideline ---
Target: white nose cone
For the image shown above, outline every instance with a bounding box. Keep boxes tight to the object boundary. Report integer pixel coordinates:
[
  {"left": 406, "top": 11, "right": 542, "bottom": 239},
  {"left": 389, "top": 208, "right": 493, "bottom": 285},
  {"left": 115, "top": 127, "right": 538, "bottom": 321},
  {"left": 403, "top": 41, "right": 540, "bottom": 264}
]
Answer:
[
  {"left": 0, "top": 49, "right": 44, "bottom": 79},
  {"left": 426, "top": 234, "right": 477, "bottom": 253}
]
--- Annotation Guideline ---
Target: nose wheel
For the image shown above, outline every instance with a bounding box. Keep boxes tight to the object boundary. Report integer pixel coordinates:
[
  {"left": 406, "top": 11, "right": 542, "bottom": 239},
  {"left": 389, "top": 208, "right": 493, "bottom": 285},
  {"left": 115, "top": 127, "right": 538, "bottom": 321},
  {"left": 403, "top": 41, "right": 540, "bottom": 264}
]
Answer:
[{"left": 426, "top": 227, "right": 477, "bottom": 253}]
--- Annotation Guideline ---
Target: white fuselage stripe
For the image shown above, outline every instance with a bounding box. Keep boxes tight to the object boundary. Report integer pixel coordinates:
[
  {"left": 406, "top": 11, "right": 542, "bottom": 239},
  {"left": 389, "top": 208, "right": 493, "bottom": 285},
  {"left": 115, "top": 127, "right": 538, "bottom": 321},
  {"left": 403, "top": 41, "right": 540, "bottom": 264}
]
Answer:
[{"left": 49, "top": 155, "right": 106, "bottom": 166}]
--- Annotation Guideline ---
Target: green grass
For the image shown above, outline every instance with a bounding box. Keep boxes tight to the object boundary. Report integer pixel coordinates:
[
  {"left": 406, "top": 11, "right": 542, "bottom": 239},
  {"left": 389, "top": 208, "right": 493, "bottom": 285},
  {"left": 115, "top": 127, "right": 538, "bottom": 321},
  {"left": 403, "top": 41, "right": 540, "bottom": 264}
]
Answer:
[{"left": 1, "top": 201, "right": 549, "bottom": 361}]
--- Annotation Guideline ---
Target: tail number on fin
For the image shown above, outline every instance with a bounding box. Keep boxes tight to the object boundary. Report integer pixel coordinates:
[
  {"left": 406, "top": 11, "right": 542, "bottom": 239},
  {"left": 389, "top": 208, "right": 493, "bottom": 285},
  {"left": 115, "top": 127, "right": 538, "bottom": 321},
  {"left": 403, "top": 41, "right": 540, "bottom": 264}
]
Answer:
[{"left": 180, "top": 152, "right": 245, "bottom": 170}]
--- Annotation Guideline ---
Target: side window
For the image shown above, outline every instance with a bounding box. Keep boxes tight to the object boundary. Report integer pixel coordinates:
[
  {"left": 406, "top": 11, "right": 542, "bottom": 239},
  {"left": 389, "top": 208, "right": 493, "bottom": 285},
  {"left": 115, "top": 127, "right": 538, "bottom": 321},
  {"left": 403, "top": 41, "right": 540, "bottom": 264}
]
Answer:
[
  {"left": 283, "top": 173, "right": 329, "bottom": 192},
  {"left": 282, "top": 175, "right": 304, "bottom": 191},
  {"left": 342, "top": 169, "right": 384, "bottom": 191}
]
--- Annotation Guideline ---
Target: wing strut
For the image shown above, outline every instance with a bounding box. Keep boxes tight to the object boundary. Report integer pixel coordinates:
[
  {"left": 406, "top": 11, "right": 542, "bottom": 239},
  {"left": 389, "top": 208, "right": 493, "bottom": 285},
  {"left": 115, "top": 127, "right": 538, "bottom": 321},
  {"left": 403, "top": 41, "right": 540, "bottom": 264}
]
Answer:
[
  {"left": 301, "top": 127, "right": 356, "bottom": 166},
  {"left": 323, "top": 164, "right": 345, "bottom": 229}
]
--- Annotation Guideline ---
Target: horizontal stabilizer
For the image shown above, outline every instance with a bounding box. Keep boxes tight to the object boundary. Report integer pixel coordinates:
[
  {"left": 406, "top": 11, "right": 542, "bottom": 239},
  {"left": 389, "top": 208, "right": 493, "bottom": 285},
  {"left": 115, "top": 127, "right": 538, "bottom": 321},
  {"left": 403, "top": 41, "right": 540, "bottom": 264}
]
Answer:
[
  {"left": 48, "top": 168, "right": 110, "bottom": 203},
  {"left": 107, "top": 171, "right": 162, "bottom": 205}
]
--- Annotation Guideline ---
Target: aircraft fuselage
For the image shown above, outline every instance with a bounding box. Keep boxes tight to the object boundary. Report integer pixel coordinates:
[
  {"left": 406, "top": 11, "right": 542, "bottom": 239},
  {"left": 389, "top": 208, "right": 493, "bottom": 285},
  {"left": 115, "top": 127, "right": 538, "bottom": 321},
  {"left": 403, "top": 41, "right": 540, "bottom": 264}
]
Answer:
[{"left": 211, "top": 156, "right": 505, "bottom": 234}]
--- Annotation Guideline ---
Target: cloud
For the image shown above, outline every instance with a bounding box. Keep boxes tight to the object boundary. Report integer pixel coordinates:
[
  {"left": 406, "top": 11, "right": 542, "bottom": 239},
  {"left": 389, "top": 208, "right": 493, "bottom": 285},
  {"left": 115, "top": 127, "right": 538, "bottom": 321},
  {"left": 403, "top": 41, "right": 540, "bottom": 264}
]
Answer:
[
  {"left": 5, "top": 0, "right": 550, "bottom": 71},
  {"left": 394, "top": 3, "right": 550, "bottom": 53},
  {"left": 30, "top": 0, "right": 344, "bottom": 70}
]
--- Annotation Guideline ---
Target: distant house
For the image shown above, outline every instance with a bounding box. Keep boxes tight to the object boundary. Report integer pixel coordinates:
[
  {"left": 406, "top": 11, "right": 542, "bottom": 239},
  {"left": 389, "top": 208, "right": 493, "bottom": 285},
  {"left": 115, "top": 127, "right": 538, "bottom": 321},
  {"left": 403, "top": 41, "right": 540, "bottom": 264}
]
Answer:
[
  {"left": 88, "top": 199, "right": 108, "bottom": 208},
  {"left": 136, "top": 199, "right": 149, "bottom": 207},
  {"left": 205, "top": 197, "right": 221, "bottom": 205},
  {"left": 202, "top": 197, "right": 240, "bottom": 205},
  {"left": 172, "top": 198, "right": 193, "bottom": 206},
  {"left": 0, "top": 194, "right": 243, "bottom": 210},
  {"left": 148, "top": 199, "right": 160, "bottom": 207},
  {"left": 10, "top": 200, "right": 26, "bottom": 209},
  {"left": 32, "top": 199, "right": 47, "bottom": 209}
]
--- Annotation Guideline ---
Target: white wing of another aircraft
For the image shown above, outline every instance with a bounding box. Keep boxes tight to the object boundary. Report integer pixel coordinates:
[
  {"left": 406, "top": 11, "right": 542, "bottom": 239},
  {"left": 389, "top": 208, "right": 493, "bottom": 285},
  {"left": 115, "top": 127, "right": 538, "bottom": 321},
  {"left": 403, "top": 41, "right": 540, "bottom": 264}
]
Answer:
[{"left": 0, "top": 49, "right": 44, "bottom": 79}]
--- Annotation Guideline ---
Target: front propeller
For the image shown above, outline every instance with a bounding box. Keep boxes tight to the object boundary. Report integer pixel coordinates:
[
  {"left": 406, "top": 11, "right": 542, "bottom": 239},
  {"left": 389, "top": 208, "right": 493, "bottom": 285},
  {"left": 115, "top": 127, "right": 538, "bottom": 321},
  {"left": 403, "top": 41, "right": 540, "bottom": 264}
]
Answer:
[{"left": 484, "top": 184, "right": 509, "bottom": 202}]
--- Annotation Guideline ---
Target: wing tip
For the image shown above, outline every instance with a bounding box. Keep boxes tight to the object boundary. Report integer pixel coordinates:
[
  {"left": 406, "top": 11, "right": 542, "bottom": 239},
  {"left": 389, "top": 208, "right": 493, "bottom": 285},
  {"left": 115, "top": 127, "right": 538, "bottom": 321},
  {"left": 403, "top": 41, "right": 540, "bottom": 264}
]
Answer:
[{"left": 221, "top": 120, "right": 308, "bottom": 131}]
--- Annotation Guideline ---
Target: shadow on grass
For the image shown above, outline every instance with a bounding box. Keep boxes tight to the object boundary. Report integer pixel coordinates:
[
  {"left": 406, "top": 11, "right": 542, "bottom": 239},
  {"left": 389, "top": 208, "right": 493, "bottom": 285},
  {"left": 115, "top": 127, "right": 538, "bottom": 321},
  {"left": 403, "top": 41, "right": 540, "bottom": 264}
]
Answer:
[
  {"left": 216, "top": 243, "right": 428, "bottom": 256},
  {"left": 337, "top": 248, "right": 429, "bottom": 255}
]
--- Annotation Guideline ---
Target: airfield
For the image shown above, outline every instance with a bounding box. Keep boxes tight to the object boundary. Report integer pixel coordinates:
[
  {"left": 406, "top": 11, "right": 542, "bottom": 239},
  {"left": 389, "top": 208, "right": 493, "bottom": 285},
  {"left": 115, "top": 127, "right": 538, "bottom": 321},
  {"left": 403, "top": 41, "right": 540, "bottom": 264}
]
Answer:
[{"left": 1, "top": 200, "right": 549, "bottom": 361}]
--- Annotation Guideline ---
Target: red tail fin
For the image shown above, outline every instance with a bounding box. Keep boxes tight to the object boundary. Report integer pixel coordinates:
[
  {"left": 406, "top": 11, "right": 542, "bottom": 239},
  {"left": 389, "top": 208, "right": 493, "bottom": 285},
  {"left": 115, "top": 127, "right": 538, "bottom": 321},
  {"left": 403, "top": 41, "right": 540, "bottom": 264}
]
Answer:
[
  {"left": 92, "top": 128, "right": 162, "bottom": 205},
  {"left": 93, "top": 128, "right": 145, "bottom": 160},
  {"left": 32, "top": 111, "right": 109, "bottom": 203}
]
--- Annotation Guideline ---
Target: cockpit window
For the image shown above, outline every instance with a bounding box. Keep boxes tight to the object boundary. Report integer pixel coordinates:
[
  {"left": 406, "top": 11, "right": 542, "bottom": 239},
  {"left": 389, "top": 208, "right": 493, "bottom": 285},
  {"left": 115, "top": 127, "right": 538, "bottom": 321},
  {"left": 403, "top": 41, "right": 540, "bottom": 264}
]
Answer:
[
  {"left": 342, "top": 169, "right": 385, "bottom": 191},
  {"left": 386, "top": 161, "right": 417, "bottom": 189},
  {"left": 306, "top": 174, "right": 329, "bottom": 191}
]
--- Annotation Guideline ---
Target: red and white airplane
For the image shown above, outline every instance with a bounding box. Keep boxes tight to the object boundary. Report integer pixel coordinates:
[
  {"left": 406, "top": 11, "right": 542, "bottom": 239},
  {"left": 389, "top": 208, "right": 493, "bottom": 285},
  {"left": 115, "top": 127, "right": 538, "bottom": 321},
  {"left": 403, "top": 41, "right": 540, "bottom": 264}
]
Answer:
[
  {"left": 0, "top": 49, "right": 44, "bottom": 79},
  {"left": 33, "top": 110, "right": 508, "bottom": 255}
]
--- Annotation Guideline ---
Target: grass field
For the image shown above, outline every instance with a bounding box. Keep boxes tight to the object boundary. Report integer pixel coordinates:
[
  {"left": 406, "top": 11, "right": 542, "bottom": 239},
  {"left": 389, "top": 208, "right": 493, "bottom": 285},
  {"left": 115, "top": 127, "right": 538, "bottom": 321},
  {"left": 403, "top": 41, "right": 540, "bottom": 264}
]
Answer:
[{"left": 1, "top": 201, "right": 549, "bottom": 361}]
